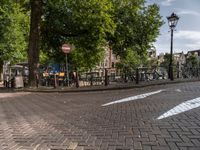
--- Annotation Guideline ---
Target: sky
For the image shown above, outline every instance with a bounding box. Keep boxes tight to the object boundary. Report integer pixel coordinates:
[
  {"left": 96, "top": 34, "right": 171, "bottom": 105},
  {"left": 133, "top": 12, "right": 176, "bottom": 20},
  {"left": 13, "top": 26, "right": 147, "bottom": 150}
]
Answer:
[{"left": 147, "top": 0, "right": 200, "bottom": 55}]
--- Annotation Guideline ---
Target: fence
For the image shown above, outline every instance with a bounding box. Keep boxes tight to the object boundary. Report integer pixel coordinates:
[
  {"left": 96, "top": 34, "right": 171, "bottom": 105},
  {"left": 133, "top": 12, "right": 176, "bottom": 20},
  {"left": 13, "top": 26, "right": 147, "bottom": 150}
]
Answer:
[
  {"left": 3, "top": 65, "right": 200, "bottom": 88},
  {"left": 35, "top": 65, "right": 200, "bottom": 88}
]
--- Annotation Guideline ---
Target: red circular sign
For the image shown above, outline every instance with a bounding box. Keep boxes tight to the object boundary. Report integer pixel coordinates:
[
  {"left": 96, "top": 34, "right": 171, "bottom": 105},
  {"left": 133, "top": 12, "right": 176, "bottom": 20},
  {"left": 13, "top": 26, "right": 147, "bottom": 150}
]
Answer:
[{"left": 62, "top": 44, "right": 71, "bottom": 54}]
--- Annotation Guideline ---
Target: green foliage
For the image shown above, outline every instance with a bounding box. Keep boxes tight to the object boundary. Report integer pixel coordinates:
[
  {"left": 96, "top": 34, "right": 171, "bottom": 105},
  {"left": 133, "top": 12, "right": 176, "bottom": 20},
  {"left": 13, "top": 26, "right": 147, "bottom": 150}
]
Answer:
[
  {"left": 0, "top": 1, "right": 30, "bottom": 64},
  {"left": 71, "top": 47, "right": 105, "bottom": 71},
  {"left": 42, "top": 0, "right": 115, "bottom": 69},
  {"left": 160, "top": 53, "right": 170, "bottom": 67},
  {"left": 0, "top": 0, "right": 163, "bottom": 73},
  {"left": 186, "top": 54, "right": 198, "bottom": 67},
  {"left": 41, "top": 0, "right": 163, "bottom": 70},
  {"left": 39, "top": 50, "right": 49, "bottom": 65},
  {"left": 109, "top": 1, "right": 163, "bottom": 67},
  {"left": 146, "top": 58, "right": 158, "bottom": 68},
  {"left": 160, "top": 53, "right": 175, "bottom": 68},
  {"left": 0, "top": 0, "right": 12, "bottom": 59},
  {"left": 116, "top": 48, "right": 142, "bottom": 70}
]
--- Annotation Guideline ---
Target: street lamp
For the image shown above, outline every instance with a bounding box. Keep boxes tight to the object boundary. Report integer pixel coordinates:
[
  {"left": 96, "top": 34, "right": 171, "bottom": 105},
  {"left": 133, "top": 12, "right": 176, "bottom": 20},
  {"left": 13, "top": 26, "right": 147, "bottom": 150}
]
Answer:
[{"left": 167, "top": 12, "right": 179, "bottom": 81}]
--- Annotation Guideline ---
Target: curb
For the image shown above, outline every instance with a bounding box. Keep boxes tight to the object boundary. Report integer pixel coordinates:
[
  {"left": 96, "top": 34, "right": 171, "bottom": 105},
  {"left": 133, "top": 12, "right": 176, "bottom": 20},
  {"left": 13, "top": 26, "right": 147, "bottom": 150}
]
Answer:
[{"left": 19, "top": 78, "right": 200, "bottom": 93}]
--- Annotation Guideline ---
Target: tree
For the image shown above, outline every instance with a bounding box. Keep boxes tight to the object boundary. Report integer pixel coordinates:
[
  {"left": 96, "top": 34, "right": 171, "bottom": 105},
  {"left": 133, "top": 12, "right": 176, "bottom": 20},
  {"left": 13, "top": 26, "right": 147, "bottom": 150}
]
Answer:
[
  {"left": 41, "top": 0, "right": 115, "bottom": 71},
  {"left": 0, "top": 0, "right": 29, "bottom": 80},
  {"left": 160, "top": 53, "right": 177, "bottom": 78},
  {"left": 0, "top": 1, "right": 29, "bottom": 62},
  {"left": 116, "top": 48, "right": 142, "bottom": 70},
  {"left": 28, "top": 0, "right": 42, "bottom": 87},
  {"left": 1, "top": 0, "right": 163, "bottom": 86},
  {"left": 160, "top": 53, "right": 175, "bottom": 68},
  {"left": 2, "top": 3, "right": 29, "bottom": 63},
  {"left": 186, "top": 54, "right": 198, "bottom": 68},
  {"left": 109, "top": 0, "right": 163, "bottom": 68},
  {"left": 0, "top": 0, "right": 11, "bottom": 78}
]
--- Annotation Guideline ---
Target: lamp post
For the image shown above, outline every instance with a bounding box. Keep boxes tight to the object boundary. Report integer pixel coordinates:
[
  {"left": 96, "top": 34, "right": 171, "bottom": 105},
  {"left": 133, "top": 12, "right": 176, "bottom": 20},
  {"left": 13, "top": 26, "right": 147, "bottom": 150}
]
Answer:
[{"left": 167, "top": 12, "right": 179, "bottom": 81}]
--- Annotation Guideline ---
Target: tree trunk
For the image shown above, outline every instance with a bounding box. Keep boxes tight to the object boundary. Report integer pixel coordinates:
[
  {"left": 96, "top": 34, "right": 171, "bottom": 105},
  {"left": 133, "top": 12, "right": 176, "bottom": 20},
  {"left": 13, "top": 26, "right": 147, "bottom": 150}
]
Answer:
[{"left": 28, "top": 0, "right": 42, "bottom": 87}]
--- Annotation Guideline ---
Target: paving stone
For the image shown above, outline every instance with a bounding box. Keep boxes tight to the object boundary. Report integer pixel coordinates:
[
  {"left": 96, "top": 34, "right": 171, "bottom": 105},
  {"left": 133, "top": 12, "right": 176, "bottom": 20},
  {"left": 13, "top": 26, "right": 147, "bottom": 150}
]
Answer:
[{"left": 0, "top": 82, "right": 200, "bottom": 149}]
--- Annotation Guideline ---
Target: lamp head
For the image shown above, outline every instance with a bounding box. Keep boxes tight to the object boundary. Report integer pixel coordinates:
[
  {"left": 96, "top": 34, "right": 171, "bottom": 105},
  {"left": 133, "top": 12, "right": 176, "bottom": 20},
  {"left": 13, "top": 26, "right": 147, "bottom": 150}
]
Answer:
[{"left": 167, "top": 12, "right": 179, "bottom": 29}]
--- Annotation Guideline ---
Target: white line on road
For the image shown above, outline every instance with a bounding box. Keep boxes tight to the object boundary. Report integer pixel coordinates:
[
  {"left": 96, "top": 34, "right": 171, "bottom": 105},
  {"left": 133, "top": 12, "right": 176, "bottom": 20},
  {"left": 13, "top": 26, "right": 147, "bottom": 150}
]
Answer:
[
  {"left": 102, "top": 90, "right": 164, "bottom": 106},
  {"left": 157, "top": 97, "right": 200, "bottom": 120},
  {"left": 175, "top": 89, "right": 182, "bottom": 92}
]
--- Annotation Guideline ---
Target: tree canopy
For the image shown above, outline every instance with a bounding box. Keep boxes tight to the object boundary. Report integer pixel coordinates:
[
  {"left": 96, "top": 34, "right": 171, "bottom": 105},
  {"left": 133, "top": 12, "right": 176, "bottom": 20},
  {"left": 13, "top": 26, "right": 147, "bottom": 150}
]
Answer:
[
  {"left": 40, "top": 0, "right": 163, "bottom": 70},
  {"left": 0, "top": 0, "right": 164, "bottom": 86},
  {"left": 109, "top": 1, "right": 163, "bottom": 66},
  {"left": 42, "top": 0, "right": 116, "bottom": 70},
  {"left": 186, "top": 54, "right": 199, "bottom": 67},
  {"left": 0, "top": 0, "right": 30, "bottom": 64}
]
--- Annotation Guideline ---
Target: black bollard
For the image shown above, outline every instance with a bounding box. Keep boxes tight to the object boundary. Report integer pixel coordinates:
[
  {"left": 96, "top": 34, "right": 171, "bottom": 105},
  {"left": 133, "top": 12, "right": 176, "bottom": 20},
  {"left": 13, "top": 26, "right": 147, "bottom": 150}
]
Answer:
[{"left": 136, "top": 68, "right": 139, "bottom": 84}]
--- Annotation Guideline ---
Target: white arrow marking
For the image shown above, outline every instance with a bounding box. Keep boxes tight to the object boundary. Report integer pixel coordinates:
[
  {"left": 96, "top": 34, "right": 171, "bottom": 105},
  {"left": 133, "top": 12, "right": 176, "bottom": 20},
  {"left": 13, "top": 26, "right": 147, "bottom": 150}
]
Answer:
[
  {"left": 175, "top": 89, "right": 182, "bottom": 92},
  {"left": 102, "top": 90, "right": 164, "bottom": 106},
  {"left": 157, "top": 97, "right": 200, "bottom": 120}
]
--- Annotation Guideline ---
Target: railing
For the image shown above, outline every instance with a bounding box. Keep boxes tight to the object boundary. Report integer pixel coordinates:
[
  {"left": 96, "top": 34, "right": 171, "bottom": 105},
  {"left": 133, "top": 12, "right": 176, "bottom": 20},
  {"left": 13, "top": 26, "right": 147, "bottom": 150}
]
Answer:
[
  {"left": 36, "top": 66, "right": 200, "bottom": 88},
  {"left": 4, "top": 66, "right": 200, "bottom": 88},
  {"left": 40, "top": 67, "right": 200, "bottom": 87}
]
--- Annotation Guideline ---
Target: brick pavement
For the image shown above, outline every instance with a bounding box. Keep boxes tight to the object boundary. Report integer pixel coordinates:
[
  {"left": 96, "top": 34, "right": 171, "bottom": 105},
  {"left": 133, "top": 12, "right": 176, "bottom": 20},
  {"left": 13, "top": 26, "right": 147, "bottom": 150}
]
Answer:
[{"left": 0, "top": 82, "right": 200, "bottom": 150}]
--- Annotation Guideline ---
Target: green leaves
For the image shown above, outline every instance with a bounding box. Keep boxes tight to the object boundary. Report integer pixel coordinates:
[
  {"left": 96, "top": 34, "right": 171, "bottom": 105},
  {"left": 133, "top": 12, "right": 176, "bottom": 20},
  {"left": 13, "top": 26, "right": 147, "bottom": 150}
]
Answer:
[
  {"left": 186, "top": 54, "right": 198, "bottom": 67},
  {"left": 0, "top": 1, "right": 30, "bottom": 64},
  {"left": 42, "top": 0, "right": 115, "bottom": 69},
  {"left": 109, "top": 0, "right": 163, "bottom": 68},
  {"left": 41, "top": 0, "right": 163, "bottom": 70},
  {"left": 0, "top": 0, "right": 163, "bottom": 71}
]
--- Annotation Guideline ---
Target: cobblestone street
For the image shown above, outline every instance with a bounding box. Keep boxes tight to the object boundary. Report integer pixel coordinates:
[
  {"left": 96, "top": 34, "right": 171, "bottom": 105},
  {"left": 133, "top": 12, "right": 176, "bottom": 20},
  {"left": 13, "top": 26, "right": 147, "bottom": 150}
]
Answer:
[{"left": 1, "top": 82, "right": 200, "bottom": 150}]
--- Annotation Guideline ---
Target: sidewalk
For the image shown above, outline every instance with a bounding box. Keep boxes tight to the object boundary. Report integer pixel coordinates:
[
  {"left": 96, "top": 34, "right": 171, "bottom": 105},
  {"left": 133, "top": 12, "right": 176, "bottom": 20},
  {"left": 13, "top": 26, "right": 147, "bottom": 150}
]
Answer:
[
  {"left": 16, "top": 78, "right": 200, "bottom": 93},
  {"left": 1, "top": 78, "right": 199, "bottom": 93}
]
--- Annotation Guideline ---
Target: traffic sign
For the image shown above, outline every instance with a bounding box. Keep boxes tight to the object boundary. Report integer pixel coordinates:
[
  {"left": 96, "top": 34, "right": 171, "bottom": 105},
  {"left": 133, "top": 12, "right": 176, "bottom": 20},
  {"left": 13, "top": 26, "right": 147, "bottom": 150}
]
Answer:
[{"left": 62, "top": 44, "right": 71, "bottom": 54}]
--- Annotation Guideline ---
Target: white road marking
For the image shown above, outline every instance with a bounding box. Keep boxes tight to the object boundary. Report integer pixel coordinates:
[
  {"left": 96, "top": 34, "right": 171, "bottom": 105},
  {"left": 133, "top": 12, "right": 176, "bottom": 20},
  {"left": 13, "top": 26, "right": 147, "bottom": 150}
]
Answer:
[
  {"left": 157, "top": 97, "right": 200, "bottom": 120},
  {"left": 175, "top": 89, "right": 182, "bottom": 92},
  {"left": 102, "top": 90, "right": 164, "bottom": 106},
  {"left": 0, "top": 92, "right": 31, "bottom": 99}
]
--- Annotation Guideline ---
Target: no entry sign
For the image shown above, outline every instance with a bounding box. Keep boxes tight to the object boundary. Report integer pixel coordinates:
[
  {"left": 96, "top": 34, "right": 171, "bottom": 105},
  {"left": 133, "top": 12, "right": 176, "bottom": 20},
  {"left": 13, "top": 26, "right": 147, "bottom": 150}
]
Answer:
[{"left": 62, "top": 44, "right": 71, "bottom": 54}]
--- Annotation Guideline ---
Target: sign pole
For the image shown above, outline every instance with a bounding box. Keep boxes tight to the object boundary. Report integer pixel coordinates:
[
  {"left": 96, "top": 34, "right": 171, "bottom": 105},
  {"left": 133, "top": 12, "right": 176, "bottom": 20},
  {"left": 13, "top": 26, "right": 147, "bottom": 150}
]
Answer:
[
  {"left": 62, "top": 43, "right": 71, "bottom": 87},
  {"left": 66, "top": 53, "right": 69, "bottom": 86}
]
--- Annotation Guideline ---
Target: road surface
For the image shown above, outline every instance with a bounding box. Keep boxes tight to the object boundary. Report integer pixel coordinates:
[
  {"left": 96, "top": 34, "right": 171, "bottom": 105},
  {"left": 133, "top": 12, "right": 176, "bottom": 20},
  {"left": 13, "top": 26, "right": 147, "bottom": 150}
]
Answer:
[{"left": 0, "top": 82, "right": 200, "bottom": 150}]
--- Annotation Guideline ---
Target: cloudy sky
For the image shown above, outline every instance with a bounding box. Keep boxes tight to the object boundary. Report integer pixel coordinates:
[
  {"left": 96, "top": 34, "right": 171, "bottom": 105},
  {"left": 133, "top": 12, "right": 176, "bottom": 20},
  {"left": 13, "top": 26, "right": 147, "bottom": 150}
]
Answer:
[{"left": 147, "top": 0, "right": 200, "bottom": 54}]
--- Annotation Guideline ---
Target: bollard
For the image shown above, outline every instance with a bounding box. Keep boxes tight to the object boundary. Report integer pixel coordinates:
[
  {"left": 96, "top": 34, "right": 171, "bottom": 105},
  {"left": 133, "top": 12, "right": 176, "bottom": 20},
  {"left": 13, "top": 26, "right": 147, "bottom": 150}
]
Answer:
[
  {"left": 105, "top": 69, "right": 108, "bottom": 86},
  {"left": 75, "top": 71, "right": 79, "bottom": 88},
  {"left": 54, "top": 74, "right": 57, "bottom": 88},
  {"left": 90, "top": 74, "right": 93, "bottom": 86},
  {"left": 136, "top": 68, "right": 139, "bottom": 84}
]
